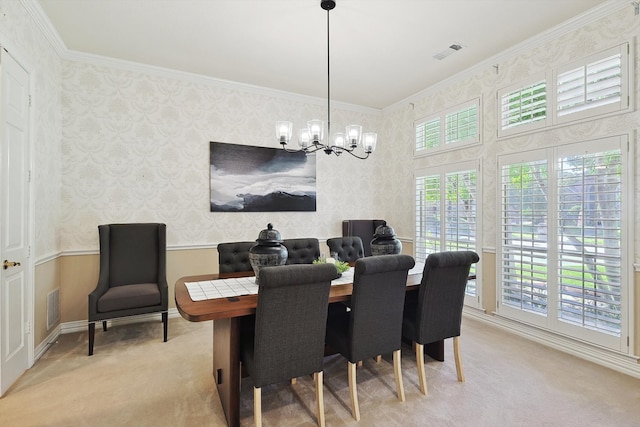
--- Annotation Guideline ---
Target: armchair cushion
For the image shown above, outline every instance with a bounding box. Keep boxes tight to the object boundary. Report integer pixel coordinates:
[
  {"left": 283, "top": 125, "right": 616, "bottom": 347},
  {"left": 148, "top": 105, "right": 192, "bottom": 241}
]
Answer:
[{"left": 97, "top": 283, "right": 162, "bottom": 313}]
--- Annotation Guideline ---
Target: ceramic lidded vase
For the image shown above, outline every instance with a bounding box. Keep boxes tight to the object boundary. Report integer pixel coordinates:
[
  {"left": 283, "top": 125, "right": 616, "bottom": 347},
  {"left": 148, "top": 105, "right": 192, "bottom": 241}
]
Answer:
[
  {"left": 249, "top": 223, "right": 288, "bottom": 284},
  {"left": 370, "top": 221, "right": 402, "bottom": 255}
]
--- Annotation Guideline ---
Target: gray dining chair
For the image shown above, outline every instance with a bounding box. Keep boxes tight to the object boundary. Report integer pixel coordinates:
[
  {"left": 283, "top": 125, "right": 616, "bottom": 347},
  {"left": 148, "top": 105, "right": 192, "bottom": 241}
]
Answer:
[
  {"left": 325, "top": 254, "right": 415, "bottom": 421},
  {"left": 282, "top": 238, "right": 321, "bottom": 264},
  {"left": 217, "top": 241, "right": 254, "bottom": 273},
  {"left": 88, "top": 223, "right": 168, "bottom": 356},
  {"left": 402, "top": 250, "right": 479, "bottom": 395},
  {"left": 241, "top": 263, "right": 339, "bottom": 427},
  {"left": 326, "top": 236, "right": 365, "bottom": 263}
]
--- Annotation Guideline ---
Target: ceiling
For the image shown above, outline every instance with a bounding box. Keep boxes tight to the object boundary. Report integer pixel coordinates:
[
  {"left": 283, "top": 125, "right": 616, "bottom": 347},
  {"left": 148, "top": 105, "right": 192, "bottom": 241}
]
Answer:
[{"left": 36, "top": 0, "right": 608, "bottom": 110}]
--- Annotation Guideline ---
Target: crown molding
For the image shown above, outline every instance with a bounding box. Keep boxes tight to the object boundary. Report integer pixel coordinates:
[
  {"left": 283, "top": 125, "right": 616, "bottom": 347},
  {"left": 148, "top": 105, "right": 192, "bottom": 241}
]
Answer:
[
  {"left": 22, "top": 0, "right": 625, "bottom": 116},
  {"left": 383, "top": 0, "right": 631, "bottom": 114},
  {"left": 21, "top": 0, "right": 380, "bottom": 116},
  {"left": 20, "top": 0, "right": 67, "bottom": 56}
]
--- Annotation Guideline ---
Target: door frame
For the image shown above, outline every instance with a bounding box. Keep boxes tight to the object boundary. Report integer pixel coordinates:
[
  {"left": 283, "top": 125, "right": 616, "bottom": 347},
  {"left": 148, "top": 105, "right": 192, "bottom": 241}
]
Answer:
[{"left": 0, "top": 38, "right": 36, "bottom": 395}]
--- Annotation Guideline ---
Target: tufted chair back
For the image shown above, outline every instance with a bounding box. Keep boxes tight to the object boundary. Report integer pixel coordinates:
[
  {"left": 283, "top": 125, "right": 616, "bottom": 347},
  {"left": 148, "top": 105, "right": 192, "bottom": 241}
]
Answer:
[
  {"left": 283, "top": 238, "right": 321, "bottom": 264},
  {"left": 326, "top": 236, "right": 365, "bottom": 263},
  {"left": 217, "top": 241, "right": 254, "bottom": 273}
]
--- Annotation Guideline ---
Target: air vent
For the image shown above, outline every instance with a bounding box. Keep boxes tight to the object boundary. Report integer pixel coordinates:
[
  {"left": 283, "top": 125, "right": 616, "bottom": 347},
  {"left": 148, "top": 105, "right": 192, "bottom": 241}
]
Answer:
[
  {"left": 47, "top": 288, "right": 60, "bottom": 330},
  {"left": 433, "top": 43, "right": 463, "bottom": 60}
]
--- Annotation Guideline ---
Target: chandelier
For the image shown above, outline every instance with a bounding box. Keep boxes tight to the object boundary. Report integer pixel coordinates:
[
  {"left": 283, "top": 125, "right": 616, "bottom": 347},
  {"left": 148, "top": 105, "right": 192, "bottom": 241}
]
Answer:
[{"left": 276, "top": 0, "right": 377, "bottom": 160}]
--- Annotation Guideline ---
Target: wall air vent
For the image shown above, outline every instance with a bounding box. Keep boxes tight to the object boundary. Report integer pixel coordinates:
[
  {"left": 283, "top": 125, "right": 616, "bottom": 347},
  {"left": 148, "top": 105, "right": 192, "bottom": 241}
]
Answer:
[
  {"left": 433, "top": 43, "right": 463, "bottom": 60},
  {"left": 47, "top": 288, "right": 60, "bottom": 330}
]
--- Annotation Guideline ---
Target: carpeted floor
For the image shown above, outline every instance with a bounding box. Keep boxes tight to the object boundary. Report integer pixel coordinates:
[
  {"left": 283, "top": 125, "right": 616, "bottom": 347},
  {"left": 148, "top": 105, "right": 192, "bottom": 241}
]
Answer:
[{"left": 2, "top": 316, "right": 640, "bottom": 427}]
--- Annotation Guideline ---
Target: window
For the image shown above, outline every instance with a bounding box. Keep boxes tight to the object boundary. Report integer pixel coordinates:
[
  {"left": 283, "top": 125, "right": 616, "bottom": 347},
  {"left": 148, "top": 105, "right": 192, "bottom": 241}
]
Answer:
[
  {"left": 498, "top": 77, "right": 547, "bottom": 137},
  {"left": 498, "top": 135, "right": 629, "bottom": 351},
  {"left": 415, "top": 99, "right": 480, "bottom": 154},
  {"left": 555, "top": 44, "right": 629, "bottom": 123},
  {"left": 497, "top": 42, "right": 631, "bottom": 138},
  {"left": 416, "top": 162, "right": 480, "bottom": 306}
]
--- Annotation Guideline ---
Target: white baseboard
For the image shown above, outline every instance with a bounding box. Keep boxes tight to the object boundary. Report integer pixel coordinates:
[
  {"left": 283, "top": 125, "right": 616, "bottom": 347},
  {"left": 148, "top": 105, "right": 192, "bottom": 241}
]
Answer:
[
  {"left": 463, "top": 308, "right": 640, "bottom": 379},
  {"left": 60, "top": 308, "right": 182, "bottom": 334}
]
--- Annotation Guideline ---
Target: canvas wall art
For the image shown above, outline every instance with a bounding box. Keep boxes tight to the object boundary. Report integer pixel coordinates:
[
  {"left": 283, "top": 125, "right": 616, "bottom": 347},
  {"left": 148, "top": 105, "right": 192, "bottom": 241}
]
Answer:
[{"left": 210, "top": 141, "right": 316, "bottom": 212}]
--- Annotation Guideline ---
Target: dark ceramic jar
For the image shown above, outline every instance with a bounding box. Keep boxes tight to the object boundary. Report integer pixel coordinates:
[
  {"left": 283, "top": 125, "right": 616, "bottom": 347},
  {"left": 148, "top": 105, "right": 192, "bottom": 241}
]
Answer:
[
  {"left": 370, "top": 221, "right": 402, "bottom": 255},
  {"left": 249, "top": 223, "right": 288, "bottom": 284}
]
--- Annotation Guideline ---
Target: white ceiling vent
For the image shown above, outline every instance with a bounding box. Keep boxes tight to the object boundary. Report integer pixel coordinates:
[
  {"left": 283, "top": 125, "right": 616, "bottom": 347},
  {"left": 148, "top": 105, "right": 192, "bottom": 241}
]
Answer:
[{"left": 433, "top": 43, "right": 463, "bottom": 60}]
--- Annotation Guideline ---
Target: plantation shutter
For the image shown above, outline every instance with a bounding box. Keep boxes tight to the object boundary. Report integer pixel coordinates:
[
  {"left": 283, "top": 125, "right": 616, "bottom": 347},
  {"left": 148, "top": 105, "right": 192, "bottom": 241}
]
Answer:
[
  {"left": 556, "top": 44, "right": 627, "bottom": 121},
  {"left": 500, "top": 159, "right": 549, "bottom": 316},
  {"left": 415, "top": 174, "right": 441, "bottom": 262},
  {"left": 556, "top": 149, "right": 622, "bottom": 335},
  {"left": 500, "top": 80, "right": 546, "bottom": 130},
  {"left": 415, "top": 118, "right": 440, "bottom": 151}
]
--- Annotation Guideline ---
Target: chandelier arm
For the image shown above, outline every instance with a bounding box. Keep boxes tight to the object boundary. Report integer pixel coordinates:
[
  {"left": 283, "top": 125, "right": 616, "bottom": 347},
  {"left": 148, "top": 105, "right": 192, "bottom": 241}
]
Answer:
[
  {"left": 281, "top": 144, "right": 326, "bottom": 154},
  {"left": 344, "top": 149, "right": 371, "bottom": 160}
]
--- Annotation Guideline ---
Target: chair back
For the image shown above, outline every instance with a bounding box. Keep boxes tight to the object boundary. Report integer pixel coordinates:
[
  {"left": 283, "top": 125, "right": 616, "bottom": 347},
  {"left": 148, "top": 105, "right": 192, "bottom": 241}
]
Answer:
[
  {"left": 327, "top": 236, "right": 365, "bottom": 263},
  {"left": 282, "top": 238, "right": 320, "bottom": 264},
  {"left": 100, "top": 223, "right": 166, "bottom": 288},
  {"left": 342, "top": 219, "right": 386, "bottom": 256},
  {"left": 217, "top": 241, "right": 254, "bottom": 273},
  {"left": 249, "top": 263, "right": 338, "bottom": 388},
  {"left": 348, "top": 254, "right": 415, "bottom": 361},
  {"left": 414, "top": 251, "right": 479, "bottom": 344}
]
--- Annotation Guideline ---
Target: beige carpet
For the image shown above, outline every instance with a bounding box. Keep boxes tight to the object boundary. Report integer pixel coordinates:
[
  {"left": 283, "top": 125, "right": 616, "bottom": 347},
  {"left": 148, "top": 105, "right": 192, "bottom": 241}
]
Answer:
[{"left": 2, "top": 316, "right": 640, "bottom": 427}]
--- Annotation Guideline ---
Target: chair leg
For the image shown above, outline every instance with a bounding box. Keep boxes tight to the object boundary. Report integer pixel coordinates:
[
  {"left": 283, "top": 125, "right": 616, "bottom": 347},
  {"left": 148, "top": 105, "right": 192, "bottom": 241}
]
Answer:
[
  {"left": 291, "top": 378, "right": 297, "bottom": 384},
  {"left": 393, "top": 349, "right": 405, "bottom": 402},
  {"left": 102, "top": 320, "right": 107, "bottom": 331},
  {"left": 254, "top": 386, "right": 262, "bottom": 427},
  {"left": 314, "top": 371, "right": 325, "bottom": 427},
  {"left": 348, "top": 361, "right": 360, "bottom": 421},
  {"left": 88, "top": 322, "right": 95, "bottom": 356},
  {"left": 375, "top": 355, "right": 382, "bottom": 363},
  {"left": 415, "top": 342, "right": 427, "bottom": 395},
  {"left": 453, "top": 336, "right": 465, "bottom": 382},
  {"left": 162, "top": 311, "right": 168, "bottom": 342}
]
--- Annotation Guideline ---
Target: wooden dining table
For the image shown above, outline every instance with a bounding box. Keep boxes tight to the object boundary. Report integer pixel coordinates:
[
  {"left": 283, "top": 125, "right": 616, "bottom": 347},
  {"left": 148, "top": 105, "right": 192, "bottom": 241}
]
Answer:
[{"left": 174, "top": 267, "right": 443, "bottom": 427}]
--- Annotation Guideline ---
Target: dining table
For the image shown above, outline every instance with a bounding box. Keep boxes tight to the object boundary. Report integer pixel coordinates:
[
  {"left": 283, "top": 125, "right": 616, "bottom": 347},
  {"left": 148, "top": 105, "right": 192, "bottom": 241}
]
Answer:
[{"left": 174, "top": 265, "right": 444, "bottom": 427}]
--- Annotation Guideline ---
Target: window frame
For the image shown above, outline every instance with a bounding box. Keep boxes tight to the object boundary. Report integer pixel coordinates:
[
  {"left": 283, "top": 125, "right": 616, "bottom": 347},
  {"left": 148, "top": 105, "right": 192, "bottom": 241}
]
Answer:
[
  {"left": 496, "top": 135, "right": 632, "bottom": 353},
  {"left": 497, "top": 73, "right": 550, "bottom": 138},
  {"left": 415, "top": 160, "right": 482, "bottom": 308},
  {"left": 415, "top": 98, "right": 481, "bottom": 157},
  {"left": 496, "top": 41, "right": 632, "bottom": 140},
  {"left": 552, "top": 43, "right": 631, "bottom": 125}
]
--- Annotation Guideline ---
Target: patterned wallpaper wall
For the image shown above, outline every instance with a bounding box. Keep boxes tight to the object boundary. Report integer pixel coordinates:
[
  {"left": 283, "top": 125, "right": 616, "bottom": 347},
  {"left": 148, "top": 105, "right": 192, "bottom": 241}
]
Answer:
[
  {"left": 1, "top": 0, "right": 62, "bottom": 260},
  {"left": 60, "top": 62, "right": 388, "bottom": 251}
]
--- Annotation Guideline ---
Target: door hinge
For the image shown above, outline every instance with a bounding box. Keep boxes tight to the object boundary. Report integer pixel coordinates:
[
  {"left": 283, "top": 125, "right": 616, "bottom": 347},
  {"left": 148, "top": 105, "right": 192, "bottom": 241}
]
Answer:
[
  {"left": 627, "top": 336, "right": 630, "bottom": 347},
  {"left": 29, "top": 94, "right": 32, "bottom": 107},
  {"left": 26, "top": 321, "right": 31, "bottom": 334}
]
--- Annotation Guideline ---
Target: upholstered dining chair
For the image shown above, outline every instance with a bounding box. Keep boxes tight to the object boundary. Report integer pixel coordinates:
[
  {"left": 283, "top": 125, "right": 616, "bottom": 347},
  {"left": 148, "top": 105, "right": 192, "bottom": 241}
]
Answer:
[
  {"left": 325, "top": 254, "right": 415, "bottom": 421},
  {"left": 326, "top": 236, "right": 365, "bottom": 263},
  {"left": 282, "top": 238, "right": 321, "bottom": 264},
  {"left": 217, "top": 241, "right": 254, "bottom": 273},
  {"left": 402, "top": 250, "right": 480, "bottom": 395},
  {"left": 241, "top": 263, "right": 339, "bottom": 427},
  {"left": 88, "top": 223, "right": 168, "bottom": 356}
]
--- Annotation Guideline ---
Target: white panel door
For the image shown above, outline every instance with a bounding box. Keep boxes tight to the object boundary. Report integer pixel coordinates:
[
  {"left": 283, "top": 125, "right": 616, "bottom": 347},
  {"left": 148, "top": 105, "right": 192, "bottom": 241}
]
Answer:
[{"left": 0, "top": 48, "right": 31, "bottom": 396}]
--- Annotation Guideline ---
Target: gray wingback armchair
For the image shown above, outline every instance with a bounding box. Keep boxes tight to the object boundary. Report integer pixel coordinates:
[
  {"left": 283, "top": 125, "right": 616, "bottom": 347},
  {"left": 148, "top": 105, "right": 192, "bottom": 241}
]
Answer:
[{"left": 88, "top": 223, "right": 168, "bottom": 355}]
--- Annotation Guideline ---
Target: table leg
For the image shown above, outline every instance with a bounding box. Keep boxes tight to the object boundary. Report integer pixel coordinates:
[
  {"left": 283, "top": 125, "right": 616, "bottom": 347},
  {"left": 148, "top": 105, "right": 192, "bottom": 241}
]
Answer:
[{"left": 213, "top": 318, "right": 241, "bottom": 427}]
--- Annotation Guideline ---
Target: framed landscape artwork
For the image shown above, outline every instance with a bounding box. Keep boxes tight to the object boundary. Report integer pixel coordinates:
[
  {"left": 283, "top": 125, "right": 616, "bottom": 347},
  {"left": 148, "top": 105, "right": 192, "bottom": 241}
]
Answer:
[{"left": 210, "top": 141, "right": 317, "bottom": 212}]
